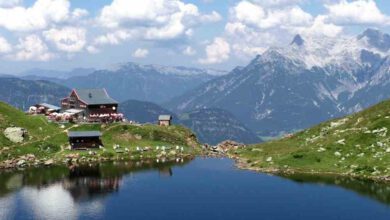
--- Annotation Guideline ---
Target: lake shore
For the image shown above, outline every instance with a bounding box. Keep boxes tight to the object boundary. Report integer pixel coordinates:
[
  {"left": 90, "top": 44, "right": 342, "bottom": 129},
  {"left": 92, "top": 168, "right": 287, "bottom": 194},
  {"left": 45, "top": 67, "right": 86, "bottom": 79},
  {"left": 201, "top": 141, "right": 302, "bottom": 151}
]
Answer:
[{"left": 231, "top": 155, "right": 390, "bottom": 183}]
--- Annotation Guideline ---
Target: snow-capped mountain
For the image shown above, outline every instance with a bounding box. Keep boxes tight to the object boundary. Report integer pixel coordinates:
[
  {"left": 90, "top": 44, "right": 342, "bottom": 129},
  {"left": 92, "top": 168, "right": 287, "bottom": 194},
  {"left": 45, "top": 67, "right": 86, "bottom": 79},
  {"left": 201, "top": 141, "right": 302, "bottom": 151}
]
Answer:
[
  {"left": 110, "top": 62, "right": 227, "bottom": 76},
  {"left": 276, "top": 28, "right": 390, "bottom": 69},
  {"left": 166, "top": 29, "right": 390, "bottom": 137},
  {"left": 40, "top": 62, "right": 225, "bottom": 103}
]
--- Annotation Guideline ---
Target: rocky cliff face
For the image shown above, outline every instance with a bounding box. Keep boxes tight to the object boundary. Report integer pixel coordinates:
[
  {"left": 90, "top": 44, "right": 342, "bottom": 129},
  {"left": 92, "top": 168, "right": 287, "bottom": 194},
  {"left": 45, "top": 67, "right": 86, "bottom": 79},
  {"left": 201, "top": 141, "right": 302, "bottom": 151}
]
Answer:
[{"left": 167, "top": 29, "right": 390, "bottom": 137}]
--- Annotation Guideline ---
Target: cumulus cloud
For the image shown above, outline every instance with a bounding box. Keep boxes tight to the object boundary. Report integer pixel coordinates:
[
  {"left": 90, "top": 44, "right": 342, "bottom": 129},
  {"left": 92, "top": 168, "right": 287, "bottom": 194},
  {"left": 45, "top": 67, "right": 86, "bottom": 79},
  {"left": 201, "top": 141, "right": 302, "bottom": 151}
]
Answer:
[
  {"left": 183, "top": 46, "right": 196, "bottom": 56},
  {"left": 0, "top": 0, "right": 73, "bottom": 32},
  {"left": 86, "top": 45, "right": 99, "bottom": 54},
  {"left": 71, "top": 8, "right": 89, "bottom": 20},
  {"left": 215, "top": 0, "right": 349, "bottom": 60},
  {"left": 200, "top": 11, "right": 222, "bottom": 23},
  {"left": 325, "top": 0, "right": 390, "bottom": 25},
  {"left": 199, "top": 37, "right": 230, "bottom": 64},
  {"left": 93, "top": 29, "right": 134, "bottom": 45},
  {"left": 43, "top": 27, "right": 86, "bottom": 52},
  {"left": 252, "top": 0, "right": 303, "bottom": 7},
  {"left": 296, "top": 15, "right": 343, "bottom": 37},
  {"left": 0, "top": 0, "right": 21, "bottom": 7},
  {"left": 12, "top": 35, "right": 55, "bottom": 61},
  {"left": 132, "top": 48, "right": 149, "bottom": 58},
  {"left": 218, "top": 0, "right": 314, "bottom": 59},
  {"left": 230, "top": 1, "right": 312, "bottom": 29},
  {"left": 0, "top": 36, "right": 12, "bottom": 53},
  {"left": 98, "top": 0, "right": 220, "bottom": 41}
]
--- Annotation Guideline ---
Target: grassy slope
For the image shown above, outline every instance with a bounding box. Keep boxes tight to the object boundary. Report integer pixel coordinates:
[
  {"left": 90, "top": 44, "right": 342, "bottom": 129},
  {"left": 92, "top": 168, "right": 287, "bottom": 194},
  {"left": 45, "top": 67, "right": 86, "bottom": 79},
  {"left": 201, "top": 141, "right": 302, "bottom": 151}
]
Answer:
[
  {"left": 232, "top": 100, "right": 390, "bottom": 179},
  {"left": 0, "top": 102, "right": 200, "bottom": 165}
]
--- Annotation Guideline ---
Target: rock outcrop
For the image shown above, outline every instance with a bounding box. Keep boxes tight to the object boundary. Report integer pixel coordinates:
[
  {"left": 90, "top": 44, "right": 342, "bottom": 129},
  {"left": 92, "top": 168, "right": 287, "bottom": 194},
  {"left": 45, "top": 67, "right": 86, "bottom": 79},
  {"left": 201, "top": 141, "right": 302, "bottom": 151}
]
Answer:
[{"left": 3, "top": 127, "right": 27, "bottom": 143}]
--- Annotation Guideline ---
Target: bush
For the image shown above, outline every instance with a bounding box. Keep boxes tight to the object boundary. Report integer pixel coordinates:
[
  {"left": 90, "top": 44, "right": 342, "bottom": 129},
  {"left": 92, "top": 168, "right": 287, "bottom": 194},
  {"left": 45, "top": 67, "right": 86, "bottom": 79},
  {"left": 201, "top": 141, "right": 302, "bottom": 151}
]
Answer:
[
  {"left": 37, "top": 142, "right": 61, "bottom": 153},
  {"left": 292, "top": 153, "right": 304, "bottom": 159},
  {"left": 101, "top": 151, "right": 114, "bottom": 158}
]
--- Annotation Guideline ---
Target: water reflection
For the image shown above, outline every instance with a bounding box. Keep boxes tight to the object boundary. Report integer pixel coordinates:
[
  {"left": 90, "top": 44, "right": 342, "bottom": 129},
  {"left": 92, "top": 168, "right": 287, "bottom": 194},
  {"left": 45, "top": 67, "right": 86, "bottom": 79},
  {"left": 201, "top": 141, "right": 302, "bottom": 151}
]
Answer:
[
  {"left": 65, "top": 165, "right": 121, "bottom": 202},
  {"left": 159, "top": 167, "right": 173, "bottom": 177},
  {"left": 280, "top": 173, "right": 390, "bottom": 205},
  {"left": 0, "top": 158, "right": 192, "bottom": 220},
  {"left": 1, "top": 158, "right": 390, "bottom": 220}
]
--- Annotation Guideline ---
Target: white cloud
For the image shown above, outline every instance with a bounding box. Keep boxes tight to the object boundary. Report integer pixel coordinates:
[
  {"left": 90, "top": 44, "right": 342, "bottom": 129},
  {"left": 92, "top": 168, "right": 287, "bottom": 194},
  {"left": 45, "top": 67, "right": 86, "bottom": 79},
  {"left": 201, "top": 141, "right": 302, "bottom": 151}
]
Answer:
[
  {"left": 12, "top": 35, "right": 55, "bottom": 61},
  {"left": 231, "top": 1, "right": 312, "bottom": 29},
  {"left": 0, "top": 0, "right": 21, "bottom": 7},
  {"left": 0, "top": 36, "right": 12, "bottom": 53},
  {"left": 94, "top": 29, "right": 134, "bottom": 45},
  {"left": 225, "top": 22, "right": 275, "bottom": 57},
  {"left": 325, "top": 0, "right": 390, "bottom": 25},
  {"left": 200, "top": 11, "right": 222, "bottom": 23},
  {"left": 43, "top": 27, "right": 86, "bottom": 52},
  {"left": 98, "top": 0, "right": 219, "bottom": 41},
  {"left": 132, "top": 48, "right": 149, "bottom": 58},
  {"left": 252, "top": 0, "right": 303, "bottom": 8},
  {"left": 86, "top": 45, "right": 99, "bottom": 54},
  {"left": 199, "top": 37, "right": 230, "bottom": 64},
  {"left": 99, "top": 0, "right": 197, "bottom": 28},
  {"left": 222, "top": 0, "right": 346, "bottom": 59},
  {"left": 297, "top": 15, "right": 343, "bottom": 37},
  {"left": 71, "top": 8, "right": 89, "bottom": 20},
  {"left": 0, "top": 0, "right": 87, "bottom": 32},
  {"left": 183, "top": 46, "right": 196, "bottom": 56},
  {"left": 232, "top": 1, "right": 265, "bottom": 26}
]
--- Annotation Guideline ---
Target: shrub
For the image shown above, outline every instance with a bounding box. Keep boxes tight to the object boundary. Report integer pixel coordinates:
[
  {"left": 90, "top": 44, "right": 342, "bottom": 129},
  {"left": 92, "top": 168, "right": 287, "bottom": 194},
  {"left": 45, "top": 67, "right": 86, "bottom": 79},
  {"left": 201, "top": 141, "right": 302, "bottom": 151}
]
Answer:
[
  {"left": 37, "top": 142, "right": 61, "bottom": 153},
  {"left": 292, "top": 153, "right": 304, "bottom": 159}
]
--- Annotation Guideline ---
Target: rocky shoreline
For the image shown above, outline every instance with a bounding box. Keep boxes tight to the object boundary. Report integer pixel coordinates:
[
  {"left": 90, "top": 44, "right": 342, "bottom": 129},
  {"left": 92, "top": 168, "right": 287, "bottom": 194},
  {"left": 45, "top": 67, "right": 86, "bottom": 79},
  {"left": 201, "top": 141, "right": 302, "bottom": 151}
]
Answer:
[
  {"left": 0, "top": 150, "right": 196, "bottom": 171},
  {"left": 231, "top": 156, "right": 390, "bottom": 183},
  {"left": 0, "top": 140, "right": 245, "bottom": 171}
]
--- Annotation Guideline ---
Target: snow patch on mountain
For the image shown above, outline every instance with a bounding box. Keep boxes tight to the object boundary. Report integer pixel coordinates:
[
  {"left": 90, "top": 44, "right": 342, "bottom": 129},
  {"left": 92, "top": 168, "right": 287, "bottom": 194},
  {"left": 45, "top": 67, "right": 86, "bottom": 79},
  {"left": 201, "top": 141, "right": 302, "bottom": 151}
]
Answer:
[
  {"left": 268, "top": 32, "right": 390, "bottom": 70},
  {"left": 110, "top": 62, "right": 227, "bottom": 76}
]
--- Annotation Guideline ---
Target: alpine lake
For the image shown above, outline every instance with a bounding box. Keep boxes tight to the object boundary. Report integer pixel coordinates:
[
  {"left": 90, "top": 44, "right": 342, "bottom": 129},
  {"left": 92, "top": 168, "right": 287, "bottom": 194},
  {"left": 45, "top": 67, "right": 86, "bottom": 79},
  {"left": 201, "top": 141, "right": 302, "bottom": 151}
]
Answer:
[{"left": 1, "top": 157, "right": 390, "bottom": 220}]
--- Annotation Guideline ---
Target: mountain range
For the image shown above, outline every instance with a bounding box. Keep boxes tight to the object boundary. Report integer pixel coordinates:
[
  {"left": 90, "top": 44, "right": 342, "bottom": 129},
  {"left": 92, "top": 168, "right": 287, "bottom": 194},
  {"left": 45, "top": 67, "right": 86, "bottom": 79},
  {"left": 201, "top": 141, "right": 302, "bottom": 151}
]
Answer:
[
  {"left": 3, "top": 28, "right": 390, "bottom": 143},
  {"left": 0, "top": 77, "right": 70, "bottom": 110},
  {"left": 37, "top": 63, "right": 225, "bottom": 103},
  {"left": 166, "top": 28, "right": 390, "bottom": 137}
]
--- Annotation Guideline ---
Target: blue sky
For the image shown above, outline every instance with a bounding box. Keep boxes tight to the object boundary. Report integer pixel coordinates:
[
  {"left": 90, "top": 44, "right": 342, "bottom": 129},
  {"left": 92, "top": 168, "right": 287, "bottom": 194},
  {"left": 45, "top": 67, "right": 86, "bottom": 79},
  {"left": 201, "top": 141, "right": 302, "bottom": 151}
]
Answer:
[{"left": 0, "top": 0, "right": 389, "bottom": 74}]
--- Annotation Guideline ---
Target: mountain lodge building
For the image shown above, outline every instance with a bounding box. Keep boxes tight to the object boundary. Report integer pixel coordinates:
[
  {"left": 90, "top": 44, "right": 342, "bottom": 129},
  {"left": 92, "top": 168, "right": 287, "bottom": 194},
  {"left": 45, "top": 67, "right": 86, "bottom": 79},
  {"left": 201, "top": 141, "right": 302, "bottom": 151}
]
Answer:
[{"left": 61, "top": 88, "right": 122, "bottom": 122}]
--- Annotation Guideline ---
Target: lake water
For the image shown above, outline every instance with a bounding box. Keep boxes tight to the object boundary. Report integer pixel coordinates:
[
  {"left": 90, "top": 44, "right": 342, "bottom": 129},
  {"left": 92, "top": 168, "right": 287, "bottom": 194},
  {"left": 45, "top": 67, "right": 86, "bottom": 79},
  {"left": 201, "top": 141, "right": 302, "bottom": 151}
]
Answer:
[{"left": 1, "top": 157, "right": 390, "bottom": 220}]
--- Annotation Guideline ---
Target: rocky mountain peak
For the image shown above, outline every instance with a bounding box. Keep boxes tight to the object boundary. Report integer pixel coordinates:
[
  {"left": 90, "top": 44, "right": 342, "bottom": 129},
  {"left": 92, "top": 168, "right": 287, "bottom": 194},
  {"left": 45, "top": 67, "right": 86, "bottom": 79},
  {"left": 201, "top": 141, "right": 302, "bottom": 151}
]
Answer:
[
  {"left": 290, "top": 34, "right": 304, "bottom": 46},
  {"left": 358, "top": 28, "right": 390, "bottom": 52}
]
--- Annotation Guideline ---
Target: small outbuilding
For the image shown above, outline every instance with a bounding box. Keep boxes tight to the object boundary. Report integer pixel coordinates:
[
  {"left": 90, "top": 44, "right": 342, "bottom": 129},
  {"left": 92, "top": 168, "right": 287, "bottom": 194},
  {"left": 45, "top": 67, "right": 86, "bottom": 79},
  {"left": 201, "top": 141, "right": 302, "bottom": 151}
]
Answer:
[
  {"left": 158, "top": 115, "right": 172, "bottom": 126},
  {"left": 30, "top": 103, "right": 61, "bottom": 115},
  {"left": 68, "top": 131, "right": 103, "bottom": 150}
]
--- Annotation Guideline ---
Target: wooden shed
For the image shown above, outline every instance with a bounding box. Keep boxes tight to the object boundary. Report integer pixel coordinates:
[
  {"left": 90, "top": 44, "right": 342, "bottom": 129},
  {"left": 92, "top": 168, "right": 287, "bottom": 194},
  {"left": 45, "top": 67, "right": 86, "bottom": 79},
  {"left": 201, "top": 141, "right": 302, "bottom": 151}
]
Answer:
[
  {"left": 68, "top": 131, "right": 103, "bottom": 150},
  {"left": 158, "top": 115, "right": 172, "bottom": 126}
]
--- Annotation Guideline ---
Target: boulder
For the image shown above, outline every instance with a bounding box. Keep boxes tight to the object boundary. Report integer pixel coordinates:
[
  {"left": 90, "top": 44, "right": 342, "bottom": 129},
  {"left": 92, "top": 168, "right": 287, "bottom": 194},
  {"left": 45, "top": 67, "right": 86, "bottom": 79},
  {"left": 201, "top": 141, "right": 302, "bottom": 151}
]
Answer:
[
  {"left": 44, "top": 159, "right": 54, "bottom": 166},
  {"left": 217, "top": 140, "right": 245, "bottom": 151},
  {"left": 4, "top": 127, "right": 27, "bottom": 143},
  {"left": 168, "top": 150, "right": 177, "bottom": 156},
  {"left": 16, "top": 160, "right": 26, "bottom": 167}
]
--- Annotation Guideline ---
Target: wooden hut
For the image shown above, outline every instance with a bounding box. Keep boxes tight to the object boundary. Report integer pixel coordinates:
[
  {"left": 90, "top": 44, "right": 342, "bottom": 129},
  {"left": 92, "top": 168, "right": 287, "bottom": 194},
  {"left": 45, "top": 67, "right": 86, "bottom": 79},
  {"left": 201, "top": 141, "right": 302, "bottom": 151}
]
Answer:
[
  {"left": 158, "top": 115, "right": 172, "bottom": 126},
  {"left": 68, "top": 131, "right": 103, "bottom": 150}
]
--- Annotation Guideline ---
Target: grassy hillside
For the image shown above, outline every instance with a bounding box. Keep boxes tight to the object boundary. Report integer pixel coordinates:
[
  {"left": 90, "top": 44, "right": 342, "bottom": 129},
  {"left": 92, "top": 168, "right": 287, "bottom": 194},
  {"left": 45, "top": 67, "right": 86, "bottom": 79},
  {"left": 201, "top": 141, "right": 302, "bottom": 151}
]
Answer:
[
  {"left": 120, "top": 99, "right": 261, "bottom": 145},
  {"left": 232, "top": 100, "right": 390, "bottom": 180},
  {"left": 0, "top": 102, "right": 200, "bottom": 168}
]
